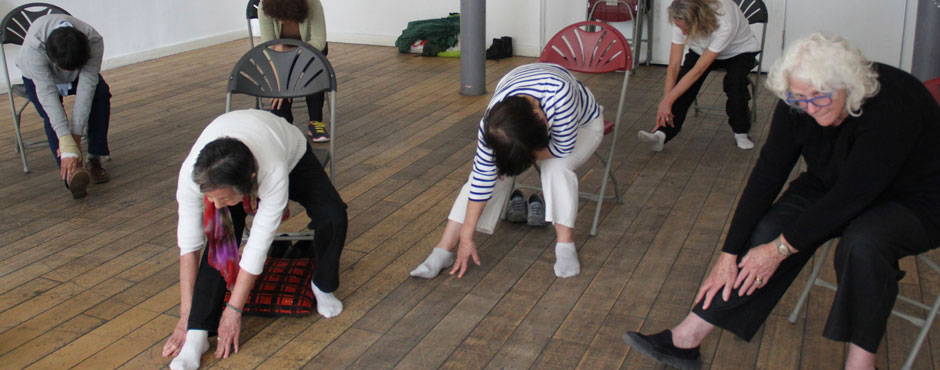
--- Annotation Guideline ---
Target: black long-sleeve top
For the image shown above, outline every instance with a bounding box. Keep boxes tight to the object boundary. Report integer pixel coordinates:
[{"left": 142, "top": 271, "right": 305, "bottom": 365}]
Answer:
[{"left": 722, "top": 63, "right": 940, "bottom": 255}]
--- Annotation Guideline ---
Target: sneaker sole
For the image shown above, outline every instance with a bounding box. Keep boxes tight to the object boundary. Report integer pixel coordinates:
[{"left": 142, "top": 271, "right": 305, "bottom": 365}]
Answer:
[
  {"left": 622, "top": 332, "right": 701, "bottom": 370},
  {"left": 506, "top": 213, "right": 527, "bottom": 223},
  {"left": 69, "top": 171, "right": 90, "bottom": 199},
  {"left": 527, "top": 219, "right": 549, "bottom": 227},
  {"left": 310, "top": 136, "right": 330, "bottom": 143}
]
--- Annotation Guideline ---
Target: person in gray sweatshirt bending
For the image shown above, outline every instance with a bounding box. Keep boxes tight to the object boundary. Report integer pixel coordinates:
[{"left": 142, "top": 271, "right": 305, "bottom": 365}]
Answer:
[{"left": 18, "top": 14, "right": 111, "bottom": 199}]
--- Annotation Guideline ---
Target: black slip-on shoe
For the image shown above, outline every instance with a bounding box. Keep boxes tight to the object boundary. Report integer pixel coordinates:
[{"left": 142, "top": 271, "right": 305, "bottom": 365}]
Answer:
[{"left": 623, "top": 330, "right": 701, "bottom": 370}]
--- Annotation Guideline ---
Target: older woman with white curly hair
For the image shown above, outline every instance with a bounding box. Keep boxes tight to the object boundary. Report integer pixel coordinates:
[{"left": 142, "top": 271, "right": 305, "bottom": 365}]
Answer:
[{"left": 624, "top": 33, "right": 940, "bottom": 370}]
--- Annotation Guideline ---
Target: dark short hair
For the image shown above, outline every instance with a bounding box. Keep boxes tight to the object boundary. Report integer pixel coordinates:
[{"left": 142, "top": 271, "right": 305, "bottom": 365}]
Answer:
[
  {"left": 192, "top": 138, "right": 257, "bottom": 195},
  {"left": 482, "top": 95, "right": 549, "bottom": 177},
  {"left": 262, "top": 0, "right": 309, "bottom": 23},
  {"left": 45, "top": 27, "right": 90, "bottom": 71}
]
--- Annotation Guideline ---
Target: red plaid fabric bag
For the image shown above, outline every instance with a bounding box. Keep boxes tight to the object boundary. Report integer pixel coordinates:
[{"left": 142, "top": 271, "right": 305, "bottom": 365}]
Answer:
[{"left": 225, "top": 256, "right": 316, "bottom": 316}]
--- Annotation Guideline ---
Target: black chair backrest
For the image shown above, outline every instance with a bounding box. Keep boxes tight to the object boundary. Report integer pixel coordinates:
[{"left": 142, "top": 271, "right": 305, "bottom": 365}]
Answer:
[
  {"left": 1, "top": 3, "right": 70, "bottom": 46},
  {"left": 228, "top": 38, "right": 336, "bottom": 99},
  {"left": 733, "top": 0, "right": 767, "bottom": 25},
  {"left": 247, "top": 0, "right": 260, "bottom": 20}
]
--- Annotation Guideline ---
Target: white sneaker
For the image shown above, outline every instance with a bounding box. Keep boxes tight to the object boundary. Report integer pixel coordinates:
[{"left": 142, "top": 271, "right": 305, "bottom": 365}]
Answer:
[
  {"left": 637, "top": 130, "right": 665, "bottom": 152},
  {"left": 734, "top": 133, "right": 754, "bottom": 150}
]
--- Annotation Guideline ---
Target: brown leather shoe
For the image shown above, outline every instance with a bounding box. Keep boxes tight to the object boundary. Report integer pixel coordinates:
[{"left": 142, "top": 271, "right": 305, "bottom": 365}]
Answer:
[
  {"left": 87, "top": 157, "right": 110, "bottom": 183},
  {"left": 68, "top": 168, "right": 90, "bottom": 199}
]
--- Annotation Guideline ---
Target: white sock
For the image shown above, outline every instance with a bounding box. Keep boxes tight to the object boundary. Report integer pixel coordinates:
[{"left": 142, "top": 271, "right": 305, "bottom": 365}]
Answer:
[
  {"left": 169, "top": 330, "right": 209, "bottom": 370},
  {"left": 734, "top": 133, "right": 754, "bottom": 150},
  {"left": 311, "top": 281, "right": 343, "bottom": 318},
  {"left": 409, "top": 247, "right": 455, "bottom": 279},
  {"left": 638, "top": 130, "right": 666, "bottom": 152},
  {"left": 554, "top": 242, "right": 580, "bottom": 278}
]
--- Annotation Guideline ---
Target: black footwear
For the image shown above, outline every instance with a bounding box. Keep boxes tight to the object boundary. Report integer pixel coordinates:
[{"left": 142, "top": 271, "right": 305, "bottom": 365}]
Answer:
[
  {"left": 506, "top": 189, "right": 527, "bottom": 223},
  {"left": 622, "top": 330, "right": 701, "bottom": 370},
  {"left": 527, "top": 193, "right": 548, "bottom": 227},
  {"left": 486, "top": 38, "right": 504, "bottom": 60},
  {"left": 500, "top": 36, "right": 513, "bottom": 58}
]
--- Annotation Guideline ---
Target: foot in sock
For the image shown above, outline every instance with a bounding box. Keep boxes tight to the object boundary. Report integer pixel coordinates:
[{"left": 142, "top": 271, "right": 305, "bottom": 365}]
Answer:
[
  {"left": 311, "top": 281, "right": 343, "bottom": 318},
  {"left": 734, "top": 133, "right": 754, "bottom": 150},
  {"left": 169, "top": 330, "right": 209, "bottom": 370},
  {"left": 638, "top": 130, "right": 666, "bottom": 152},
  {"left": 554, "top": 242, "right": 580, "bottom": 278},
  {"left": 409, "top": 247, "right": 456, "bottom": 279}
]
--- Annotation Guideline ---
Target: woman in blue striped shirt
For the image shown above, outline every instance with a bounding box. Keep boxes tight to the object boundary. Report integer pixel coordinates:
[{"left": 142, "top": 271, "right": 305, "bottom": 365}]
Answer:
[{"left": 410, "top": 63, "right": 604, "bottom": 279}]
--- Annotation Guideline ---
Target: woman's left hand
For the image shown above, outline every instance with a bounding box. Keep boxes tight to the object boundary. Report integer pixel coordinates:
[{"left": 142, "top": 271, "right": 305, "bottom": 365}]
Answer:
[
  {"left": 215, "top": 307, "right": 241, "bottom": 358},
  {"left": 734, "top": 242, "right": 787, "bottom": 296}
]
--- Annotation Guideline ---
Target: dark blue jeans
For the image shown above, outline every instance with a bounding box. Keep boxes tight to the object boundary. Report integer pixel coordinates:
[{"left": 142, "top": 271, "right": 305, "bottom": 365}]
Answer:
[
  {"left": 693, "top": 183, "right": 938, "bottom": 353},
  {"left": 22, "top": 75, "right": 111, "bottom": 167}
]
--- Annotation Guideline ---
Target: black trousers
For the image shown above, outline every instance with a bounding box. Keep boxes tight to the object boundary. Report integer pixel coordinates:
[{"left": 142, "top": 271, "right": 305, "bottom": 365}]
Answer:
[
  {"left": 270, "top": 44, "right": 328, "bottom": 124},
  {"left": 658, "top": 51, "right": 757, "bottom": 143},
  {"left": 188, "top": 145, "right": 347, "bottom": 333},
  {"left": 693, "top": 183, "right": 938, "bottom": 353}
]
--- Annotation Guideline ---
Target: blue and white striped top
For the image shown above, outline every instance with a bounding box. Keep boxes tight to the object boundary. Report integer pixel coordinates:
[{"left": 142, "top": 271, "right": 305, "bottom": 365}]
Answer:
[{"left": 469, "top": 63, "right": 600, "bottom": 202}]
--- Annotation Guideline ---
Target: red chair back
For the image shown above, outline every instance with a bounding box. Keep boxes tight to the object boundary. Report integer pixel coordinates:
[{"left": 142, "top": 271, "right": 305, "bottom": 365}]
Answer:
[
  {"left": 588, "top": 0, "right": 636, "bottom": 22},
  {"left": 539, "top": 21, "right": 632, "bottom": 74},
  {"left": 925, "top": 78, "right": 940, "bottom": 106}
]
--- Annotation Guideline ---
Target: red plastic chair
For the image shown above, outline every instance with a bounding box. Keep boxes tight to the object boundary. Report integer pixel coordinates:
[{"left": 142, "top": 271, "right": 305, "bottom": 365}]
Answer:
[
  {"left": 925, "top": 78, "right": 940, "bottom": 106},
  {"left": 538, "top": 21, "right": 632, "bottom": 236},
  {"left": 587, "top": 0, "right": 652, "bottom": 68}
]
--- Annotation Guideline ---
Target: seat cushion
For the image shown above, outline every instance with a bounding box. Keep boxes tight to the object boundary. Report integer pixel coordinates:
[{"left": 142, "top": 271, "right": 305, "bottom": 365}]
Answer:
[
  {"left": 225, "top": 240, "right": 316, "bottom": 316},
  {"left": 604, "top": 120, "right": 614, "bottom": 135}
]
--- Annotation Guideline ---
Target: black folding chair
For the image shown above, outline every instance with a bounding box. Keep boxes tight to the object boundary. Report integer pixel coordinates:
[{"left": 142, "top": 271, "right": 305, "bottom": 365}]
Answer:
[
  {"left": 1, "top": 3, "right": 70, "bottom": 173},
  {"left": 225, "top": 38, "right": 338, "bottom": 181}
]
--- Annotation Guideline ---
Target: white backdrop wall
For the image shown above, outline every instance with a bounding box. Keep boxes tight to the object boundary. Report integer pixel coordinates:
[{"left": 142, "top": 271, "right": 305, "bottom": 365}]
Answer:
[
  {"left": 324, "top": 0, "right": 918, "bottom": 72},
  {"left": 0, "top": 0, "right": 245, "bottom": 93}
]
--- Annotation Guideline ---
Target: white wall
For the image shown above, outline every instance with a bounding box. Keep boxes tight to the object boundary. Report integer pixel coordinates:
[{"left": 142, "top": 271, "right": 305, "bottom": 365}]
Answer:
[
  {"left": 323, "top": 0, "right": 545, "bottom": 57},
  {"left": 0, "top": 0, "right": 246, "bottom": 92}
]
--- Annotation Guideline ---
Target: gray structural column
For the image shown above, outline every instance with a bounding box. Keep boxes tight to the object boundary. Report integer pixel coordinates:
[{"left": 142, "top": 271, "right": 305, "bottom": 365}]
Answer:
[
  {"left": 460, "top": 0, "right": 486, "bottom": 96},
  {"left": 911, "top": 0, "right": 940, "bottom": 80}
]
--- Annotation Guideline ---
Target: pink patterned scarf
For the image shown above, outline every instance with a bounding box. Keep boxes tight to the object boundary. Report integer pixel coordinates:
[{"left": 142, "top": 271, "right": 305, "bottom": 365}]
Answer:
[{"left": 203, "top": 195, "right": 291, "bottom": 290}]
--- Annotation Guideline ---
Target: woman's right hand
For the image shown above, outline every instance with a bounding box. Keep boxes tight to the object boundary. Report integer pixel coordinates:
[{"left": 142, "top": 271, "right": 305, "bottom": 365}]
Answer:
[
  {"left": 450, "top": 235, "right": 480, "bottom": 278},
  {"left": 269, "top": 98, "right": 291, "bottom": 111},
  {"left": 161, "top": 317, "right": 188, "bottom": 358},
  {"left": 694, "top": 252, "right": 739, "bottom": 310}
]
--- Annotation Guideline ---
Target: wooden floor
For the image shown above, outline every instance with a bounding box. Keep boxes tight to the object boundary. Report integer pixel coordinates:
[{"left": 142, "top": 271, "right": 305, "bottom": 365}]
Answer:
[{"left": 1, "top": 39, "right": 938, "bottom": 370}]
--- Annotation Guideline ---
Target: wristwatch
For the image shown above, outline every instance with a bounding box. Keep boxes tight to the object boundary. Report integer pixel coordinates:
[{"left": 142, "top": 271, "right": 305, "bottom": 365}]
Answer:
[{"left": 776, "top": 237, "right": 793, "bottom": 257}]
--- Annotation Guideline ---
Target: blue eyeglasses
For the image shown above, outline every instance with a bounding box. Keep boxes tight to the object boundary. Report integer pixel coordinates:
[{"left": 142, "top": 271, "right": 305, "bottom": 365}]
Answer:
[{"left": 786, "top": 92, "right": 833, "bottom": 109}]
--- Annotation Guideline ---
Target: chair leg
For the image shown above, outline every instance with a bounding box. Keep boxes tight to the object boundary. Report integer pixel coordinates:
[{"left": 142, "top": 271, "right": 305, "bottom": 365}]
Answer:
[
  {"left": 13, "top": 111, "right": 29, "bottom": 173},
  {"left": 788, "top": 241, "right": 834, "bottom": 323},
  {"left": 902, "top": 289, "right": 940, "bottom": 370}
]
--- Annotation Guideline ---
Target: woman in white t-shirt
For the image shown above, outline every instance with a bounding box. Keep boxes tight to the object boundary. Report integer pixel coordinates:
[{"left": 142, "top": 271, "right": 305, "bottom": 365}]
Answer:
[{"left": 637, "top": 0, "right": 761, "bottom": 152}]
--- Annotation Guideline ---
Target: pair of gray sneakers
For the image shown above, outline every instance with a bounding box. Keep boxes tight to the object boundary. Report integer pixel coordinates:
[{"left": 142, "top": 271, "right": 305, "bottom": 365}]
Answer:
[{"left": 506, "top": 189, "right": 548, "bottom": 226}]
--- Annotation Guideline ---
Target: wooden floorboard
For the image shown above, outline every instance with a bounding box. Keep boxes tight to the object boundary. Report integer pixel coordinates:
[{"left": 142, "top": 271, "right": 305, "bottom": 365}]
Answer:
[{"left": 0, "top": 39, "right": 936, "bottom": 369}]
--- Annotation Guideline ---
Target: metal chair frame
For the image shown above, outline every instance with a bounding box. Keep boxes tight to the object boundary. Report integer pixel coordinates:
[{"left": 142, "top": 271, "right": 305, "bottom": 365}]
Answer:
[
  {"left": 1, "top": 3, "right": 70, "bottom": 173},
  {"left": 787, "top": 240, "right": 940, "bottom": 370},
  {"left": 587, "top": 0, "right": 652, "bottom": 71},
  {"left": 524, "top": 21, "right": 631, "bottom": 236},
  {"left": 225, "top": 38, "right": 337, "bottom": 181},
  {"left": 692, "top": 0, "right": 767, "bottom": 122}
]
